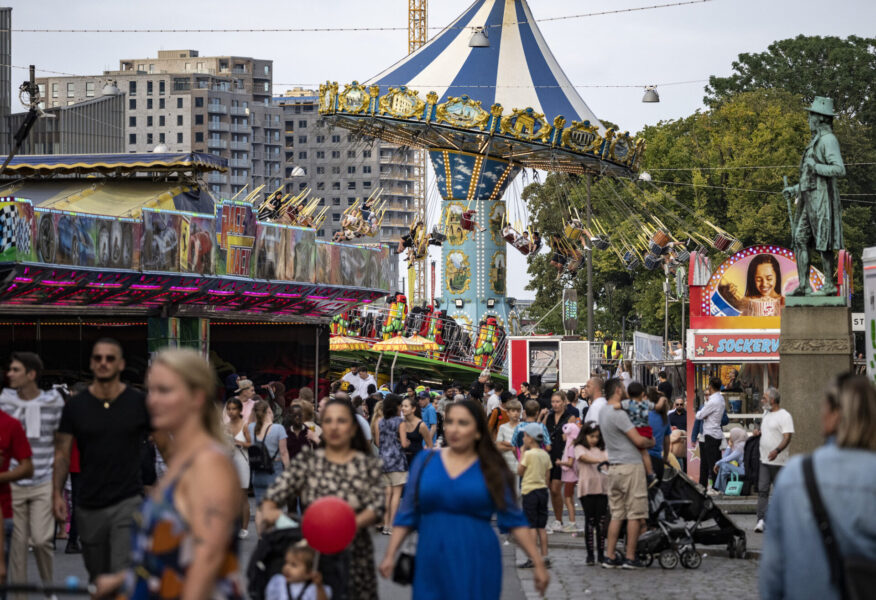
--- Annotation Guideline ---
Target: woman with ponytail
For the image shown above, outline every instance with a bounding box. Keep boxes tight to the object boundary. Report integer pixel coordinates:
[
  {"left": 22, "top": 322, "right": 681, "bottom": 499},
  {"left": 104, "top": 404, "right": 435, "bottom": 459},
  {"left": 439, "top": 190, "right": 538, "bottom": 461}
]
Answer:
[{"left": 379, "top": 399, "right": 549, "bottom": 598}]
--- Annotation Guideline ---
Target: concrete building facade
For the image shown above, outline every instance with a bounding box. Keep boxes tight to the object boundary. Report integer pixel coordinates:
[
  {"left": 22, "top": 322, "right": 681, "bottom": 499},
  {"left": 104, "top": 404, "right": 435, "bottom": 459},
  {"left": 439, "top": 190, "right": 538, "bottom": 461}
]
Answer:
[
  {"left": 35, "top": 50, "right": 282, "bottom": 199},
  {"left": 0, "top": 8, "right": 11, "bottom": 151},
  {"left": 276, "top": 89, "right": 419, "bottom": 243}
]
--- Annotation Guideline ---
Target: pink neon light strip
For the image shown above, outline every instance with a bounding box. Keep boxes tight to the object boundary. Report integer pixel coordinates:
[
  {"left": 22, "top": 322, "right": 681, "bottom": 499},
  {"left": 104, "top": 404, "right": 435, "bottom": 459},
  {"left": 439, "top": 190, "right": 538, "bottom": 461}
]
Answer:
[
  {"left": 41, "top": 280, "right": 75, "bottom": 286},
  {"left": 13, "top": 277, "right": 32, "bottom": 283},
  {"left": 208, "top": 289, "right": 234, "bottom": 296},
  {"left": 243, "top": 291, "right": 270, "bottom": 297},
  {"left": 275, "top": 293, "right": 301, "bottom": 298},
  {"left": 131, "top": 284, "right": 162, "bottom": 291},
  {"left": 307, "top": 295, "right": 331, "bottom": 300},
  {"left": 169, "top": 286, "right": 199, "bottom": 293},
  {"left": 87, "top": 282, "right": 123, "bottom": 289}
]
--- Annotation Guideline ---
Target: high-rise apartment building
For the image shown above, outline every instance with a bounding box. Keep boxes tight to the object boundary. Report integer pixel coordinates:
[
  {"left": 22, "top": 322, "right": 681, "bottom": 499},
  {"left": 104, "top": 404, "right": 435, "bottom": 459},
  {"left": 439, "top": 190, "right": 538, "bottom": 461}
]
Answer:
[
  {"left": 276, "top": 89, "right": 419, "bottom": 243},
  {"left": 35, "top": 50, "right": 282, "bottom": 199},
  {"left": 0, "top": 7, "right": 12, "bottom": 152}
]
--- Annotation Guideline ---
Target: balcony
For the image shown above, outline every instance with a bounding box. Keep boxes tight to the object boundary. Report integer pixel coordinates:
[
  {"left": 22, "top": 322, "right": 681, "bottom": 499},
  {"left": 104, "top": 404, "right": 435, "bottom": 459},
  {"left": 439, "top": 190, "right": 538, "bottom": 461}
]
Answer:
[
  {"left": 207, "top": 138, "right": 227, "bottom": 149},
  {"left": 208, "top": 121, "right": 229, "bottom": 132},
  {"left": 229, "top": 175, "right": 249, "bottom": 185},
  {"left": 207, "top": 103, "right": 228, "bottom": 114},
  {"left": 206, "top": 172, "right": 227, "bottom": 184},
  {"left": 229, "top": 158, "right": 250, "bottom": 168},
  {"left": 230, "top": 106, "right": 249, "bottom": 116},
  {"left": 230, "top": 141, "right": 250, "bottom": 150},
  {"left": 230, "top": 123, "right": 250, "bottom": 133}
]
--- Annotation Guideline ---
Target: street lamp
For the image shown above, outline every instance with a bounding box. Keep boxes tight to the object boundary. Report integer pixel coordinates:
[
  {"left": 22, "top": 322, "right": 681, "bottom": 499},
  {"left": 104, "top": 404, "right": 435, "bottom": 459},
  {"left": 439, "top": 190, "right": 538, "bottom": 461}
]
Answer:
[
  {"left": 642, "top": 86, "right": 660, "bottom": 103},
  {"left": 290, "top": 166, "right": 306, "bottom": 177},
  {"left": 469, "top": 27, "right": 490, "bottom": 48}
]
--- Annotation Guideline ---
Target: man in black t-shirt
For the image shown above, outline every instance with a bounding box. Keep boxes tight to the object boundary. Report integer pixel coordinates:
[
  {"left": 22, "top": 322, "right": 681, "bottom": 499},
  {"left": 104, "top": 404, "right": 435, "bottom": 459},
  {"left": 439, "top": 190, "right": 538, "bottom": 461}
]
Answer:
[
  {"left": 657, "top": 371, "right": 673, "bottom": 402},
  {"left": 52, "top": 339, "right": 160, "bottom": 582}
]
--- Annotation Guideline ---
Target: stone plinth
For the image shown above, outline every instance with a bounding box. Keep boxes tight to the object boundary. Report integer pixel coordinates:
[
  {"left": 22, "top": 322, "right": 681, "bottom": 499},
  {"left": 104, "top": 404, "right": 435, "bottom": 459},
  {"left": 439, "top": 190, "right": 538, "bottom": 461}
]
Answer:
[{"left": 779, "top": 300, "right": 852, "bottom": 456}]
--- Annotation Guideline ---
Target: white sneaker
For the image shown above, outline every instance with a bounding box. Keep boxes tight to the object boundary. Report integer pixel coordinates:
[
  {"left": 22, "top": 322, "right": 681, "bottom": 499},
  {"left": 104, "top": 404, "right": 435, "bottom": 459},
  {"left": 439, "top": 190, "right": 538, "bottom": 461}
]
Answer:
[
  {"left": 754, "top": 519, "right": 765, "bottom": 533},
  {"left": 707, "top": 488, "right": 721, "bottom": 496},
  {"left": 561, "top": 522, "right": 578, "bottom": 533},
  {"left": 548, "top": 520, "right": 563, "bottom": 532},
  {"left": 238, "top": 528, "right": 249, "bottom": 539}
]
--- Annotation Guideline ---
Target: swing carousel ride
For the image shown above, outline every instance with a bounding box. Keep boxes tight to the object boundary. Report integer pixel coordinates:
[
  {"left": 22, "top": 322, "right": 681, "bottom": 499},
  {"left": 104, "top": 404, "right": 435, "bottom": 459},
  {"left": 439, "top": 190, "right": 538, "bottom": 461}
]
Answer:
[{"left": 316, "top": 0, "right": 745, "bottom": 379}]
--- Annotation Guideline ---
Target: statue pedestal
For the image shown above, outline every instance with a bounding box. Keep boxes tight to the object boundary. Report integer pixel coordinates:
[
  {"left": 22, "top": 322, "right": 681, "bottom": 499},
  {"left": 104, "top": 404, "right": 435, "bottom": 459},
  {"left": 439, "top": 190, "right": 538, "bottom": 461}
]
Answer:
[{"left": 779, "top": 298, "right": 852, "bottom": 455}]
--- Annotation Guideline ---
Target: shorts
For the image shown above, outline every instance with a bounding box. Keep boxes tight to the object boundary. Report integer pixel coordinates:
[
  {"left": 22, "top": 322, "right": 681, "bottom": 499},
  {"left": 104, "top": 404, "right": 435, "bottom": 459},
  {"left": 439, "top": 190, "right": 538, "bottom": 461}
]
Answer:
[
  {"left": 606, "top": 463, "right": 648, "bottom": 521},
  {"left": 549, "top": 465, "right": 563, "bottom": 481},
  {"left": 382, "top": 471, "right": 408, "bottom": 487},
  {"left": 636, "top": 426, "right": 653, "bottom": 438},
  {"left": 522, "top": 488, "right": 549, "bottom": 529}
]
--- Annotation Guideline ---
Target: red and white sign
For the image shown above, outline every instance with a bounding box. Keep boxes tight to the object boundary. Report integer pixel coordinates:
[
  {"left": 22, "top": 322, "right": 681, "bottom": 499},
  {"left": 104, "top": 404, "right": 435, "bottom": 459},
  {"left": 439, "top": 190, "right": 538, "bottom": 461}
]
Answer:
[{"left": 689, "top": 330, "right": 780, "bottom": 361}]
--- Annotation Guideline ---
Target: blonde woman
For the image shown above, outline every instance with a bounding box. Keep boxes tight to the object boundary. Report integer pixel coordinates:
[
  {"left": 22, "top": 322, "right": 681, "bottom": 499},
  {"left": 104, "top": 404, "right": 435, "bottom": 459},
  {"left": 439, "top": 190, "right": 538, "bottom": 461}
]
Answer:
[{"left": 93, "top": 348, "right": 242, "bottom": 599}]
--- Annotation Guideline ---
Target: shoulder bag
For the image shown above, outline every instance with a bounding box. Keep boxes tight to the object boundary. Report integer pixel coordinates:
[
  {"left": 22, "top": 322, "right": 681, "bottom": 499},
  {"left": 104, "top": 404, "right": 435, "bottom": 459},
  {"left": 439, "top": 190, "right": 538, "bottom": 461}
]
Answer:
[
  {"left": 392, "top": 450, "right": 437, "bottom": 585},
  {"left": 723, "top": 473, "right": 743, "bottom": 496},
  {"left": 803, "top": 454, "right": 876, "bottom": 600}
]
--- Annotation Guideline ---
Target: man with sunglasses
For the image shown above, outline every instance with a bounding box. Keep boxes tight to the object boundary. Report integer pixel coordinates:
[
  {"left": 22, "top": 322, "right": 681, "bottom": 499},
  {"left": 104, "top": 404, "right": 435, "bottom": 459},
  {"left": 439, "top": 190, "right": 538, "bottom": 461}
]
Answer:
[
  {"left": 52, "top": 338, "right": 159, "bottom": 582},
  {"left": 1, "top": 351, "right": 64, "bottom": 595},
  {"left": 668, "top": 397, "right": 688, "bottom": 431}
]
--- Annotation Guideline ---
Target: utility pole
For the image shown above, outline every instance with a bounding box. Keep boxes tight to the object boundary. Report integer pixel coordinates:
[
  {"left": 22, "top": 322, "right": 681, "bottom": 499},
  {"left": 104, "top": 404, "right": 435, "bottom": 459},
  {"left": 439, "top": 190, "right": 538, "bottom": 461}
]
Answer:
[
  {"left": 1, "top": 65, "right": 41, "bottom": 176},
  {"left": 585, "top": 174, "right": 594, "bottom": 340},
  {"left": 408, "top": 0, "right": 428, "bottom": 303}
]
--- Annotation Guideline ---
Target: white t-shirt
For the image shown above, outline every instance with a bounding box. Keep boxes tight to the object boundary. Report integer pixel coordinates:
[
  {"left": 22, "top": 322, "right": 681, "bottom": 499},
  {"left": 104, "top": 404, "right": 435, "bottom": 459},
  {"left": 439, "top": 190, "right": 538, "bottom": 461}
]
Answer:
[
  {"left": 496, "top": 422, "right": 518, "bottom": 469},
  {"left": 759, "top": 408, "right": 795, "bottom": 466},
  {"left": 341, "top": 371, "right": 359, "bottom": 387},
  {"left": 265, "top": 574, "right": 332, "bottom": 600},
  {"left": 350, "top": 374, "right": 377, "bottom": 400},
  {"left": 486, "top": 393, "right": 502, "bottom": 415},
  {"left": 584, "top": 397, "right": 606, "bottom": 424}
]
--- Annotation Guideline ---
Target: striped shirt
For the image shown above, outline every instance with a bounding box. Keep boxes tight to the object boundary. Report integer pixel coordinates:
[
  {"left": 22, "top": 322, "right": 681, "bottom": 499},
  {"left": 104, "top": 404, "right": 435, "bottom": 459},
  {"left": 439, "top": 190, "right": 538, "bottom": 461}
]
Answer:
[{"left": 0, "top": 388, "right": 64, "bottom": 486}]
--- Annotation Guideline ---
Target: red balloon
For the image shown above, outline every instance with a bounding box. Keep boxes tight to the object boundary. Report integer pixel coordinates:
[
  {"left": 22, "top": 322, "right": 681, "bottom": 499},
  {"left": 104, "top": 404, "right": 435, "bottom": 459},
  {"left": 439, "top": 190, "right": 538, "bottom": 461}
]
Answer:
[{"left": 301, "top": 496, "right": 357, "bottom": 554}]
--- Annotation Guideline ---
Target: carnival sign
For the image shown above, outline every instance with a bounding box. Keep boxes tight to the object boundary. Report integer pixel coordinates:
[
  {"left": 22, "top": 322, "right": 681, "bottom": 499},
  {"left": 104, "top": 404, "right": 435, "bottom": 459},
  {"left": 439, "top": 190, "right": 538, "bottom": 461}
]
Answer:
[{"left": 689, "top": 330, "right": 781, "bottom": 361}]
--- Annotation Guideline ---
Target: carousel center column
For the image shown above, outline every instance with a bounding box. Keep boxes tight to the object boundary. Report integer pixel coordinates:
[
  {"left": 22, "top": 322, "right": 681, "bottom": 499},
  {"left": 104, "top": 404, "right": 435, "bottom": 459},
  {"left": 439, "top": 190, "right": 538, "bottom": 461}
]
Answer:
[{"left": 431, "top": 149, "right": 519, "bottom": 331}]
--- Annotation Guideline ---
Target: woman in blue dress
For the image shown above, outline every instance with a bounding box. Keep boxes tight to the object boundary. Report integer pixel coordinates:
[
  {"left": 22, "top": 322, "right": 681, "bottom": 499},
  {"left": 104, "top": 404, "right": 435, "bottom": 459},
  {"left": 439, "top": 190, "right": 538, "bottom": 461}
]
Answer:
[{"left": 379, "top": 400, "right": 549, "bottom": 598}]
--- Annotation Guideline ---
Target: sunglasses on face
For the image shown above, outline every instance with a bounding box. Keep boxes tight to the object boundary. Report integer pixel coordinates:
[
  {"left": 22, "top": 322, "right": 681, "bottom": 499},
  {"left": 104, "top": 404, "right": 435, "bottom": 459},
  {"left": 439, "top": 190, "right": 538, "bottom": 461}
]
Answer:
[{"left": 91, "top": 354, "right": 118, "bottom": 363}]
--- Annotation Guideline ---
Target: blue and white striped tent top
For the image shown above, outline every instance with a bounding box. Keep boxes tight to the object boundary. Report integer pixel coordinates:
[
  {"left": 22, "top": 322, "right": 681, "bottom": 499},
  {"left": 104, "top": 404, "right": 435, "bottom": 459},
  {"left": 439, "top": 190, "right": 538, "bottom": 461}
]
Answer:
[{"left": 369, "top": 0, "right": 604, "bottom": 132}]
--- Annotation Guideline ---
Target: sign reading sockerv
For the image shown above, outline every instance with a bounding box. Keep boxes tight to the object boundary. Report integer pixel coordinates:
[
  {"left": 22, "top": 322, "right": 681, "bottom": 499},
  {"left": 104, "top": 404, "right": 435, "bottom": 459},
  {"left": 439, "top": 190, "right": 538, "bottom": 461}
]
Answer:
[{"left": 691, "top": 332, "right": 781, "bottom": 360}]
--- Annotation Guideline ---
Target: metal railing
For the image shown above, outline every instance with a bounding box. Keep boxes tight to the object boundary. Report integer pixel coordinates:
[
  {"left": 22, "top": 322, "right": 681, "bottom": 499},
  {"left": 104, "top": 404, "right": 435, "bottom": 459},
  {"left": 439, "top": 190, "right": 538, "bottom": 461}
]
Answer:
[{"left": 207, "top": 103, "right": 228, "bottom": 114}]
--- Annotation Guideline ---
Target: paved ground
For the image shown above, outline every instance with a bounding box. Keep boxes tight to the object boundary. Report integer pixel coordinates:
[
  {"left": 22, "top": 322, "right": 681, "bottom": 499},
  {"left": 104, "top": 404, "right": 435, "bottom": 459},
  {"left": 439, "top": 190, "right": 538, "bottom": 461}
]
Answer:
[{"left": 27, "top": 500, "right": 761, "bottom": 599}]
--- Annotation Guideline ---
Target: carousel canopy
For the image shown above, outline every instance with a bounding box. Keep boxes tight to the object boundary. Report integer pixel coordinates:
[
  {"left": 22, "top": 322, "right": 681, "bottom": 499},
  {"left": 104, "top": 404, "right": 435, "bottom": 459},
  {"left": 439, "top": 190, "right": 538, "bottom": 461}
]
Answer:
[
  {"left": 370, "top": 0, "right": 603, "bottom": 132},
  {"left": 320, "top": 0, "right": 642, "bottom": 174},
  {"left": 0, "top": 152, "right": 227, "bottom": 177}
]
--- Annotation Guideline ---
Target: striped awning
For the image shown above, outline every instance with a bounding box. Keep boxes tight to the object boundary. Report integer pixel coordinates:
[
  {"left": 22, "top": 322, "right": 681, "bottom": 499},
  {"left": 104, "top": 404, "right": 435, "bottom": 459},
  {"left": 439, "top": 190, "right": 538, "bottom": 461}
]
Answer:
[
  {"left": 370, "top": 0, "right": 604, "bottom": 131},
  {"left": 0, "top": 152, "right": 227, "bottom": 176}
]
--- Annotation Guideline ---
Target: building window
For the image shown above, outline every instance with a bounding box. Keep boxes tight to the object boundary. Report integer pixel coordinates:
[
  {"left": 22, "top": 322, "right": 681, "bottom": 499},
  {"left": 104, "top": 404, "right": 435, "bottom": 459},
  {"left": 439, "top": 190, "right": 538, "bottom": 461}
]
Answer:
[
  {"left": 298, "top": 151, "right": 307, "bottom": 159},
  {"left": 177, "top": 97, "right": 184, "bottom": 109},
  {"left": 347, "top": 166, "right": 356, "bottom": 174},
  {"left": 363, "top": 150, "right": 371, "bottom": 158},
  {"left": 332, "top": 214, "right": 341, "bottom": 222},
  {"left": 362, "top": 166, "right": 371, "bottom": 174},
  {"left": 85, "top": 82, "right": 95, "bottom": 97},
  {"left": 332, "top": 198, "right": 341, "bottom": 206},
  {"left": 316, "top": 182, "right": 325, "bottom": 190},
  {"left": 159, "top": 80, "right": 165, "bottom": 95},
  {"left": 347, "top": 197, "right": 356, "bottom": 205},
  {"left": 347, "top": 150, "right": 356, "bottom": 158},
  {"left": 177, "top": 115, "right": 183, "bottom": 126},
  {"left": 299, "top": 182, "right": 307, "bottom": 190},
  {"left": 298, "top": 120, "right": 307, "bottom": 128},
  {"left": 129, "top": 116, "right": 136, "bottom": 127},
  {"left": 147, "top": 80, "right": 153, "bottom": 95},
  {"left": 51, "top": 83, "right": 58, "bottom": 98},
  {"left": 129, "top": 81, "right": 136, "bottom": 96},
  {"left": 331, "top": 151, "right": 340, "bottom": 159},
  {"left": 129, "top": 98, "right": 136, "bottom": 110},
  {"left": 363, "top": 181, "right": 372, "bottom": 189},
  {"left": 194, "top": 96, "right": 203, "bottom": 108},
  {"left": 195, "top": 132, "right": 204, "bottom": 142},
  {"left": 159, "top": 98, "right": 165, "bottom": 109},
  {"left": 159, "top": 133, "right": 166, "bottom": 143},
  {"left": 147, "top": 116, "right": 153, "bottom": 126},
  {"left": 129, "top": 133, "right": 136, "bottom": 144},
  {"left": 331, "top": 135, "right": 340, "bottom": 143},
  {"left": 177, "top": 132, "right": 183, "bottom": 143},
  {"left": 316, "top": 135, "right": 325, "bottom": 143},
  {"left": 195, "top": 114, "right": 203, "bottom": 125},
  {"left": 316, "top": 151, "right": 325, "bottom": 159},
  {"left": 331, "top": 166, "right": 340, "bottom": 174},
  {"left": 147, "top": 133, "right": 153, "bottom": 145},
  {"left": 159, "top": 115, "right": 165, "bottom": 126},
  {"left": 332, "top": 182, "right": 340, "bottom": 190},
  {"left": 316, "top": 166, "right": 325, "bottom": 174},
  {"left": 317, "top": 229, "right": 324, "bottom": 237},
  {"left": 347, "top": 182, "right": 356, "bottom": 190},
  {"left": 298, "top": 136, "right": 307, "bottom": 144},
  {"left": 66, "top": 82, "right": 75, "bottom": 98},
  {"left": 146, "top": 98, "right": 153, "bottom": 110}
]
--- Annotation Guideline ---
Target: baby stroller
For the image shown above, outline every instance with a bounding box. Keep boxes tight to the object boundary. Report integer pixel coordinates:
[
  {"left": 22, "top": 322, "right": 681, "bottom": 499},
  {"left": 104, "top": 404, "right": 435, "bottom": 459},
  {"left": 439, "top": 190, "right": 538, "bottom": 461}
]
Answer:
[
  {"left": 635, "top": 482, "right": 703, "bottom": 569},
  {"left": 659, "top": 465, "right": 748, "bottom": 558},
  {"left": 246, "top": 525, "right": 302, "bottom": 600}
]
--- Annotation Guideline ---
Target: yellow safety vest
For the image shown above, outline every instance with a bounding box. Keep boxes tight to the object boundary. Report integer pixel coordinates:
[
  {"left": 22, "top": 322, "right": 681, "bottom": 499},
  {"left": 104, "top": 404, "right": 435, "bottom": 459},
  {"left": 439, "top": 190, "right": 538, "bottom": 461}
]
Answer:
[{"left": 603, "top": 341, "right": 620, "bottom": 359}]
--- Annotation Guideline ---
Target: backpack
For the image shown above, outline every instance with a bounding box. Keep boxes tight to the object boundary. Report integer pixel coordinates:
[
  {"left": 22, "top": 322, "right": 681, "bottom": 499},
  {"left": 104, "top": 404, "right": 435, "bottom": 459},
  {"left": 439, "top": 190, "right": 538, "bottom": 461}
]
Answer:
[
  {"left": 248, "top": 426, "right": 280, "bottom": 474},
  {"left": 741, "top": 436, "right": 761, "bottom": 496}
]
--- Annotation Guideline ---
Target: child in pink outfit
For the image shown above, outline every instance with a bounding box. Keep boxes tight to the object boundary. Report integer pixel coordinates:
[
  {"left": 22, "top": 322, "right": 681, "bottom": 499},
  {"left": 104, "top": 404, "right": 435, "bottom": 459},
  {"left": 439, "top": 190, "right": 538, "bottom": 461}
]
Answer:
[
  {"left": 556, "top": 422, "right": 581, "bottom": 533},
  {"left": 574, "top": 423, "right": 609, "bottom": 564}
]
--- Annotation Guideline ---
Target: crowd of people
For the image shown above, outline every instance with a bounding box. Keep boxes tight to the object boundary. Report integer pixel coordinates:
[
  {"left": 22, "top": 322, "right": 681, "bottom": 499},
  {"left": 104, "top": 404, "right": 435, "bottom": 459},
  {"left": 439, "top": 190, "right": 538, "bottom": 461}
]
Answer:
[{"left": 0, "top": 342, "right": 873, "bottom": 599}]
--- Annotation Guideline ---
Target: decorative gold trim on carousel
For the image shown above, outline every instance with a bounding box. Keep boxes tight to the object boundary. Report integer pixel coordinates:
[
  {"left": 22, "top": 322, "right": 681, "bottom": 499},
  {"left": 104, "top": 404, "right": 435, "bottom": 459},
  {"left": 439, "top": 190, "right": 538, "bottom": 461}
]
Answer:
[
  {"left": 466, "top": 155, "right": 486, "bottom": 201},
  {"left": 443, "top": 201, "right": 468, "bottom": 246},
  {"left": 451, "top": 313, "right": 473, "bottom": 330},
  {"left": 445, "top": 250, "right": 471, "bottom": 294},
  {"left": 499, "top": 108, "right": 552, "bottom": 144},
  {"left": 489, "top": 163, "right": 517, "bottom": 201},
  {"left": 482, "top": 312, "right": 505, "bottom": 327},
  {"left": 337, "top": 82, "right": 371, "bottom": 115},
  {"left": 319, "top": 81, "right": 339, "bottom": 113},
  {"left": 435, "top": 95, "right": 491, "bottom": 131},
  {"left": 561, "top": 120, "right": 603, "bottom": 155},
  {"left": 378, "top": 87, "right": 426, "bottom": 120}
]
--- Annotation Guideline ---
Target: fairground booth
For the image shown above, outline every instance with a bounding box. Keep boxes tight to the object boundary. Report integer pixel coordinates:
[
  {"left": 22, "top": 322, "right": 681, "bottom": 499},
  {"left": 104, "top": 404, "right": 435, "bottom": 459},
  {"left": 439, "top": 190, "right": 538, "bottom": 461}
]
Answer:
[
  {"left": 685, "top": 245, "right": 828, "bottom": 430},
  {"left": 0, "top": 153, "right": 396, "bottom": 399}
]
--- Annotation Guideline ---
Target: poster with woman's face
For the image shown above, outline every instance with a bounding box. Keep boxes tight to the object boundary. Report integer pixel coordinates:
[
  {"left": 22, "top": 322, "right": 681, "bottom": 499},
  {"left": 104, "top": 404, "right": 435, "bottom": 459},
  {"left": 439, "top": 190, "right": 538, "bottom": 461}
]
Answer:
[{"left": 706, "top": 246, "right": 825, "bottom": 317}]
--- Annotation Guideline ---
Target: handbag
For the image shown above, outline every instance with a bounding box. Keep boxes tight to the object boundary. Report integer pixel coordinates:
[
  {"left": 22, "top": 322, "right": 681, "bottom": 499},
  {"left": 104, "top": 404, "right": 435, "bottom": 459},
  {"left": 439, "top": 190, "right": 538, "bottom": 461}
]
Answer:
[
  {"left": 392, "top": 451, "right": 437, "bottom": 586},
  {"left": 803, "top": 455, "right": 876, "bottom": 600},
  {"left": 723, "top": 473, "right": 743, "bottom": 496}
]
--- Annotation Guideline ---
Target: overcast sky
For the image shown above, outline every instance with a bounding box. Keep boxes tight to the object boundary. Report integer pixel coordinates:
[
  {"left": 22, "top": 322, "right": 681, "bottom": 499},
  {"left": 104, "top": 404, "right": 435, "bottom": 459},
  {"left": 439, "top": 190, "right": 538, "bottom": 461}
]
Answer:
[{"left": 7, "top": 0, "right": 875, "bottom": 298}]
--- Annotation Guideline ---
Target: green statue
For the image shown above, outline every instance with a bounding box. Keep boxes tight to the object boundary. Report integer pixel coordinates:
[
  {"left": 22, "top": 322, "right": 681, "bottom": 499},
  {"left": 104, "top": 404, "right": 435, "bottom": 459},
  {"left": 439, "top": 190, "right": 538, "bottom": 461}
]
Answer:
[{"left": 782, "top": 96, "right": 845, "bottom": 296}]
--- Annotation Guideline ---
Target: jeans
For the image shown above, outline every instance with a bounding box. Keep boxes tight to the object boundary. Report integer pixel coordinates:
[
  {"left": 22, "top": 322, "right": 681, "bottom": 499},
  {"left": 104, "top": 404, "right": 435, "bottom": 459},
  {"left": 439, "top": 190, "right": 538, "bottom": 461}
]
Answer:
[
  {"left": 757, "top": 463, "right": 782, "bottom": 521},
  {"left": 252, "top": 462, "right": 283, "bottom": 506},
  {"left": 10, "top": 481, "right": 54, "bottom": 597},
  {"left": 715, "top": 462, "right": 744, "bottom": 492},
  {"left": 699, "top": 436, "right": 722, "bottom": 488}
]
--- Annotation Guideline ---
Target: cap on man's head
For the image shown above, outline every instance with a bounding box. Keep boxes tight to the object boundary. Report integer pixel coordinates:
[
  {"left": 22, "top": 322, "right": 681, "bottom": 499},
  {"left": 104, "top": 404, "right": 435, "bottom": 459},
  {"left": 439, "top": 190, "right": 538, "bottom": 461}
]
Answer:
[
  {"left": 415, "top": 385, "right": 426, "bottom": 394},
  {"left": 235, "top": 378, "right": 254, "bottom": 394},
  {"left": 418, "top": 391, "right": 430, "bottom": 399},
  {"left": 522, "top": 423, "right": 545, "bottom": 443}
]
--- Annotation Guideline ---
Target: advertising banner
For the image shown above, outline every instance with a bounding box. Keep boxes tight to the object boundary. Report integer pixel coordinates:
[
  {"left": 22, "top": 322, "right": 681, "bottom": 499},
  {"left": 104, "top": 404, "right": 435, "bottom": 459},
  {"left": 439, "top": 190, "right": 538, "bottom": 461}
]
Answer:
[
  {"left": 562, "top": 288, "right": 578, "bottom": 334},
  {"left": 688, "top": 330, "right": 781, "bottom": 361}
]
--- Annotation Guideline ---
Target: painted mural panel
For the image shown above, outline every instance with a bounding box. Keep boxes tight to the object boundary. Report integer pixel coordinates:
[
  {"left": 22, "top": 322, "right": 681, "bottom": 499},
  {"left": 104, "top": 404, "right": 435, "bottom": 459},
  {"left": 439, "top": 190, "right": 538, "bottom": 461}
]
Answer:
[
  {"left": 253, "top": 224, "right": 286, "bottom": 280},
  {"left": 315, "top": 242, "right": 342, "bottom": 286},
  {"left": 289, "top": 228, "right": 316, "bottom": 283},
  {"left": 181, "top": 215, "right": 214, "bottom": 275},
  {"left": 445, "top": 250, "right": 471, "bottom": 295},
  {"left": 0, "top": 200, "right": 35, "bottom": 263},
  {"left": 141, "top": 210, "right": 182, "bottom": 272},
  {"left": 216, "top": 202, "right": 257, "bottom": 277},
  {"left": 490, "top": 250, "right": 506, "bottom": 295}
]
